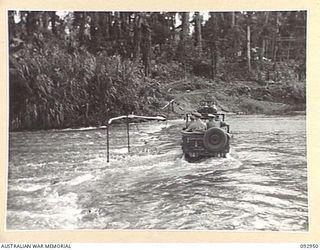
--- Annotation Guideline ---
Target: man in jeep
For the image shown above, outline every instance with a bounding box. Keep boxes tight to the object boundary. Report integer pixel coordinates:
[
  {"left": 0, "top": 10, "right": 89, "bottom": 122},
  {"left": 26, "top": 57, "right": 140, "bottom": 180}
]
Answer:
[
  {"left": 185, "top": 112, "right": 206, "bottom": 132},
  {"left": 206, "top": 114, "right": 228, "bottom": 129}
]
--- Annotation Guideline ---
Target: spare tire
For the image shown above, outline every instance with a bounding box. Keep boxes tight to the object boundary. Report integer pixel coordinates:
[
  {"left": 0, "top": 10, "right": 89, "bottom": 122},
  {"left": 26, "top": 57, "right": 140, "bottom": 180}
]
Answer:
[{"left": 203, "top": 127, "right": 227, "bottom": 152}]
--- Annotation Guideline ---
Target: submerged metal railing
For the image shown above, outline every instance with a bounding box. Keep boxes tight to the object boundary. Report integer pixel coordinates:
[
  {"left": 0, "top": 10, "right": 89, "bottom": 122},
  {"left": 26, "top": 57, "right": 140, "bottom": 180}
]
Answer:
[{"left": 106, "top": 114, "right": 166, "bottom": 162}]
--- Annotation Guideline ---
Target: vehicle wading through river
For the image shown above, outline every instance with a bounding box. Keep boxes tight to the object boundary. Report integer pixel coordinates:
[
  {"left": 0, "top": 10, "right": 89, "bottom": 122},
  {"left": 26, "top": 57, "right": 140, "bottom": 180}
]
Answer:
[{"left": 181, "top": 103, "right": 231, "bottom": 162}]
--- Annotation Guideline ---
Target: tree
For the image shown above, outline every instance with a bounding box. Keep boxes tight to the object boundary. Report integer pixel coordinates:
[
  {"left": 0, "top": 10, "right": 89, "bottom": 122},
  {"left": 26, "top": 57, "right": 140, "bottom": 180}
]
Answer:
[
  {"left": 246, "top": 11, "right": 252, "bottom": 73},
  {"left": 194, "top": 12, "right": 202, "bottom": 53},
  {"left": 49, "top": 11, "right": 57, "bottom": 35},
  {"left": 259, "top": 12, "right": 270, "bottom": 61},
  {"left": 180, "top": 12, "right": 189, "bottom": 42},
  {"left": 168, "top": 12, "right": 177, "bottom": 43},
  {"left": 176, "top": 12, "right": 190, "bottom": 76},
  {"left": 73, "top": 12, "right": 87, "bottom": 45},
  {"left": 8, "top": 11, "right": 16, "bottom": 40},
  {"left": 231, "top": 12, "right": 235, "bottom": 28},
  {"left": 8, "top": 11, "right": 307, "bottom": 130},
  {"left": 206, "top": 12, "right": 219, "bottom": 79},
  {"left": 133, "top": 12, "right": 143, "bottom": 61},
  {"left": 141, "top": 15, "right": 152, "bottom": 77}
]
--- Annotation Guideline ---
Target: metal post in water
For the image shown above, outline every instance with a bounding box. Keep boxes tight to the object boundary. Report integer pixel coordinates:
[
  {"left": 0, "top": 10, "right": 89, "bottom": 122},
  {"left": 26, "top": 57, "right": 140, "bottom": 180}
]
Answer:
[
  {"left": 107, "top": 119, "right": 110, "bottom": 163},
  {"left": 186, "top": 113, "right": 189, "bottom": 128},
  {"left": 126, "top": 114, "right": 130, "bottom": 153}
]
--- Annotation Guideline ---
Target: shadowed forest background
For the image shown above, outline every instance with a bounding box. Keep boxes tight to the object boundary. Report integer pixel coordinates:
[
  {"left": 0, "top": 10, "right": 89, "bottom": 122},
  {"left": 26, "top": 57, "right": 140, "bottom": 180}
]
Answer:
[{"left": 8, "top": 11, "right": 306, "bottom": 131}]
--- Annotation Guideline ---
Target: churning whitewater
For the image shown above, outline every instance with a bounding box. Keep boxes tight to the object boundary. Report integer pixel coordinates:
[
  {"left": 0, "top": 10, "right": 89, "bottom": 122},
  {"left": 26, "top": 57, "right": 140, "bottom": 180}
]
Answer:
[{"left": 7, "top": 115, "right": 307, "bottom": 231}]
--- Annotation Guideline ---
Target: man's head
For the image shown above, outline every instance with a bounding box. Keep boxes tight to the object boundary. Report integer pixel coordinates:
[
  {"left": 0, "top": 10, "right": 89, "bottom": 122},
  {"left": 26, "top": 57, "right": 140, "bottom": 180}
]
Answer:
[{"left": 208, "top": 114, "right": 215, "bottom": 121}]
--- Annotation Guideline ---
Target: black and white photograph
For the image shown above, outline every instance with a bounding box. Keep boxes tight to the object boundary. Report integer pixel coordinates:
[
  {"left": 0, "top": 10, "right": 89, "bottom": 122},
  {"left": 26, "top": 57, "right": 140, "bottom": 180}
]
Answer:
[{"left": 7, "top": 10, "right": 307, "bottom": 231}]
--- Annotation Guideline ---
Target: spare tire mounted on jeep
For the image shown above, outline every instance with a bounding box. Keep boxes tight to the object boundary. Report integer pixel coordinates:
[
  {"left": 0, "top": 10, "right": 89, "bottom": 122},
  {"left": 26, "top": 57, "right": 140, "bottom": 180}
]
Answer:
[{"left": 203, "top": 127, "right": 227, "bottom": 152}]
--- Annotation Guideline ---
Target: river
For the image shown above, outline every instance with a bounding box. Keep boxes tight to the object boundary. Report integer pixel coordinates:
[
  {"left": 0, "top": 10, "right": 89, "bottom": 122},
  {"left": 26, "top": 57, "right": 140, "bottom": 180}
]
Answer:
[{"left": 7, "top": 115, "right": 308, "bottom": 231}]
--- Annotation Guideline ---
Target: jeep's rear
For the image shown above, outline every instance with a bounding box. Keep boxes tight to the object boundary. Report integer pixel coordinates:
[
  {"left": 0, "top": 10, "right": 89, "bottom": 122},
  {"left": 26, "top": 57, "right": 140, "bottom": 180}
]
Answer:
[{"left": 181, "top": 127, "right": 230, "bottom": 162}]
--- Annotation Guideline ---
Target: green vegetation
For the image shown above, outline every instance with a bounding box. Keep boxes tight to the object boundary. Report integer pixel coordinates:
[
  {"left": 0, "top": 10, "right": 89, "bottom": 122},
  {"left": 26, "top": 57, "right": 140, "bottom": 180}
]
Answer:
[{"left": 9, "top": 11, "right": 306, "bottom": 131}]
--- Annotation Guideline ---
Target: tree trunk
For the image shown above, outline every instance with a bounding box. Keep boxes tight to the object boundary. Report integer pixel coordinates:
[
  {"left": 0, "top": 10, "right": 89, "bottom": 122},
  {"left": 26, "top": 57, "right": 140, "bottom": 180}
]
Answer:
[
  {"left": 89, "top": 12, "right": 97, "bottom": 40},
  {"left": 211, "top": 12, "right": 219, "bottom": 79},
  {"left": 247, "top": 25, "right": 251, "bottom": 72},
  {"left": 230, "top": 12, "right": 238, "bottom": 59},
  {"left": 272, "top": 11, "right": 279, "bottom": 61},
  {"left": 114, "top": 12, "right": 122, "bottom": 40},
  {"left": 231, "top": 12, "right": 235, "bottom": 28},
  {"left": 91, "top": 12, "right": 103, "bottom": 46},
  {"left": 169, "top": 12, "right": 176, "bottom": 42},
  {"left": 77, "top": 12, "right": 86, "bottom": 45},
  {"left": 133, "top": 13, "right": 142, "bottom": 61},
  {"left": 142, "top": 18, "right": 151, "bottom": 77},
  {"left": 26, "top": 11, "right": 35, "bottom": 40},
  {"left": 50, "top": 11, "right": 57, "bottom": 35},
  {"left": 40, "top": 12, "right": 49, "bottom": 32},
  {"left": 210, "top": 47, "right": 214, "bottom": 79},
  {"left": 8, "top": 11, "right": 16, "bottom": 40},
  {"left": 104, "top": 12, "right": 111, "bottom": 40},
  {"left": 260, "top": 12, "right": 269, "bottom": 61},
  {"left": 287, "top": 41, "right": 291, "bottom": 60},
  {"left": 179, "top": 12, "right": 189, "bottom": 76},
  {"left": 246, "top": 12, "right": 252, "bottom": 73},
  {"left": 19, "top": 11, "right": 29, "bottom": 40},
  {"left": 180, "top": 12, "right": 189, "bottom": 42},
  {"left": 194, "top": 12, "right": 202, "bottom": 53}
]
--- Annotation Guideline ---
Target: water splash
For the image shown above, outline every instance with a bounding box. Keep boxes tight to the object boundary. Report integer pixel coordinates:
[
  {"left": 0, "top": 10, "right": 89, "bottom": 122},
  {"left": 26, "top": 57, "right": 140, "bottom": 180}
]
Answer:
[{"left": 7, "top": 115, "right": 307, "bottom": 231}]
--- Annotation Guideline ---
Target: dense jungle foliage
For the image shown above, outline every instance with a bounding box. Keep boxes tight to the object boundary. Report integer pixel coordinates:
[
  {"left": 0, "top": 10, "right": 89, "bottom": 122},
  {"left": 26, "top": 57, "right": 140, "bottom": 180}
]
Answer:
[{"left": 8, "top": 11, "right": 306, "bottom": 130}]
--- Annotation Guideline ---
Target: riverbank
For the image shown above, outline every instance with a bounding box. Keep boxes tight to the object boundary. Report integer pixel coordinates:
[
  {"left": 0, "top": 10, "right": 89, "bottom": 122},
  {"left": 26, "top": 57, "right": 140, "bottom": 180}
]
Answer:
[
  {"left": 9, "top": 76, "right": 306, "bottom": 131},
  {"left": 157, "top": 77, "right": 306, "bottom": 117}
]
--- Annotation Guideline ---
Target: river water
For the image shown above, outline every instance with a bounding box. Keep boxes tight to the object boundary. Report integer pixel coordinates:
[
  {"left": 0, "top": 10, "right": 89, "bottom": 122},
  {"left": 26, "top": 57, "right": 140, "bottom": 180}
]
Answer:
[{"left": 7, "top": 115, "right": 308, "bottom": 231}]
